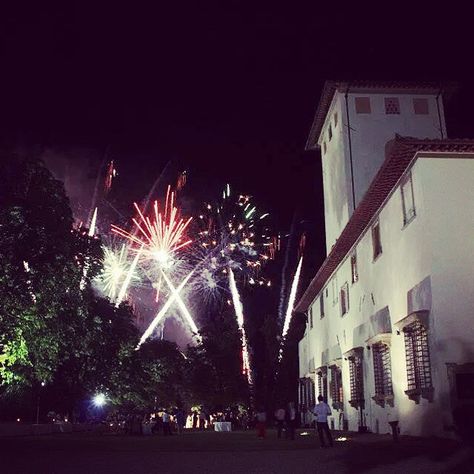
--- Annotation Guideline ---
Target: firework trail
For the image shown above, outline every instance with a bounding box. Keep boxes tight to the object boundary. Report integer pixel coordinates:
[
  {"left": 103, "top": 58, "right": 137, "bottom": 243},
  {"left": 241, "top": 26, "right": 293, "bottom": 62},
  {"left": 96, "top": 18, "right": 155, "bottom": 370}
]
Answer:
[
  {"left": 281, "top": 256, "right": 303, "bottom": 339},
  {"left": 110, "top": 245, "right": 142, "bottom": 306},
  {"left": 278, "top": 214, "right": 296, "bottom": 323},
  {"left": 88, "top": 207, "right": 98, "bottom": 237},
  {"left": 137, "top": 269, "right": 194, "bottom": 349},
  {"left": 228, "top": 268, "right": 251, "bottom": 383}
]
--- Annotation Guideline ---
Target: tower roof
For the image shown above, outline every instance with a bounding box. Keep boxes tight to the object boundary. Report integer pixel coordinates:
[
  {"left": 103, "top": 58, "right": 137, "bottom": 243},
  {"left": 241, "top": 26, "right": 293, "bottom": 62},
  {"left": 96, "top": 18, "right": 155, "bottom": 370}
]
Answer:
[{"left": 306, "top": 80, "right": 457, "bottom": 150}]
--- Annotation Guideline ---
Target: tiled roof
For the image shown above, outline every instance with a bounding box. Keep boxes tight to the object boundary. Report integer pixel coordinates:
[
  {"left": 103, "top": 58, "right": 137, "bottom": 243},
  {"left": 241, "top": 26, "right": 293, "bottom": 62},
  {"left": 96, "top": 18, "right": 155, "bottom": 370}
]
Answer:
[
  {"left": 305, "top": 80, "right": 457, "bottom": 150},
  {"left": 294, "top": 135, "right": 474, "bottom": 313}
]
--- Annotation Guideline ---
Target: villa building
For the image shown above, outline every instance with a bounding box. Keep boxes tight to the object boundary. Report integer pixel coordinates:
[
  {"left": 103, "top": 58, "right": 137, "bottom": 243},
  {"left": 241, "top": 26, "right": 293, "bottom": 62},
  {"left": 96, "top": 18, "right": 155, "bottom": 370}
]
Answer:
[{"left": 296, "top": 81, "right": 474, "bottom": 437}]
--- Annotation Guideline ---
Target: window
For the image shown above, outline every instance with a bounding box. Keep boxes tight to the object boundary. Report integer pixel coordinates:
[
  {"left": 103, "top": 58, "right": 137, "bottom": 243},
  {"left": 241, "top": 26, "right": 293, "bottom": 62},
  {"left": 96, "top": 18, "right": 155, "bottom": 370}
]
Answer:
[
  {"left": 384, "top": 97, "right": 400, "bottom": 114},
  {"left": 328, "top": 124, "right": 332, "bottom": 141},
  {"left": 340, "top": 282, "right": 349, "bottom": 316},
  {"left": 351, "top": 251, "right": 358, "bottom": 284},
  {"left": 320, "top": 294, "right": 325, "bottom": 319},
  {"left": 331, "top": 276, "right": 339, "bottom": 305},
  {"left": 372, "top": 220, "right": 382, "bottom": 260},
  {"left": 413, "top": 98, "right": 429, "bottom": 115},
  {"left": 334, "top": 111, "right": 338, "bottom": 128},
  {"left": 401, "top": 172, "right": 416, "bottom": 225},
  {"left": 323, "top": 141, "right": 327, "bottom": 154},
  {"left": 403, "top": 321, "right": 433, "bottom": 400},
  {"left": 317, "top": 367, "right": 328, "bottom": 401},
  {"left": 329, "top": 365, "right": 343, "bottom": 409},
  {"left": 355, "top": 97, "right": 371, "bottom": 114},
  {"left": 348, "top": 353, "right": 364, "bottom": 408},
  {"left": 372, "top": 342, "right": 393, "bottom": 405},
  {"left": 309, "top": 307, "right": 313, "bottom": 329}
]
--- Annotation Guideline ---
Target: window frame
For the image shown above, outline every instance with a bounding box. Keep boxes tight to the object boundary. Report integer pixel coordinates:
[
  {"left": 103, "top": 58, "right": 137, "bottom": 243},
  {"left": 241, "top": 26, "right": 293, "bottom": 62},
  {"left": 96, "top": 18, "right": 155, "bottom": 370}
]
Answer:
[
  {"left": 371, "top": 220, "right": 382, "bottom": 261},
  {"left": 355, "top": 97, "right": 371, "bottom": 114},
  {"left": 372, "top": 342, "right": 394, "bottom": 407},
  {"left": 320, "top": 293, "right": 325, "bottom": 319},
  {"left": 329, "top": 365, "right": 343, "bottom": 410},
  {"left": 384, "top": 97, "right": 401, "bottom": 115},
  {"left": 340, "top": 282, "right": 349, "bottom": 316},
  {"left": 350, "top": 251, "right": 359, "bottom": 284},
  {"left": 413, "top": 97, "right": 429, "bottom": 115},
  {"left": 348, "top": 352, "right": 364, "bottom": 409},
  {"left": 401, "top": 172, "right": 416, "bottom": 226},
  {"left": 403, "top": 320, "right": 434, "bottom": 402}
]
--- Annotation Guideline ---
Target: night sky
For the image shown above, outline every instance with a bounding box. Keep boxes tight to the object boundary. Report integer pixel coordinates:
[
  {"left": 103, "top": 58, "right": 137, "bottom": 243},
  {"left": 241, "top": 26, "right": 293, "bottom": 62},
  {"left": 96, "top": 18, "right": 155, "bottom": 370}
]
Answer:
[{"left": 1, "top": 3, "right": 474, "bottom": 287}]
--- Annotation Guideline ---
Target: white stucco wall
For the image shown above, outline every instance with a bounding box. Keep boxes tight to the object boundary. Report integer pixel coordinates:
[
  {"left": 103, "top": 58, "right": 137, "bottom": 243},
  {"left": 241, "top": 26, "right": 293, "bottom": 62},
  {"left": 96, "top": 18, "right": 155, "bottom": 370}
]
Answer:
[
  {"left": 319, "top": 90, "right": 446, "bottom": 254},
  {"left": 299, "top": 154, "right": 474, "bottom": 437}
]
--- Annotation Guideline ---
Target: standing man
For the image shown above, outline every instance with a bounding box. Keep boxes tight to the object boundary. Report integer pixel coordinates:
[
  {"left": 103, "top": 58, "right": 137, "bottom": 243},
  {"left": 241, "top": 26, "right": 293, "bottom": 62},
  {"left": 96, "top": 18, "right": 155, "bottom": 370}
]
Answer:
[
  {"left": 285, "top": 402, "right": 297, "bottom": 440},
  {"left": 255, "top": 408, "right": 267, "bottom": 438},
  {"left": 274, "top": 406, "right": 286, "bottom": 439},
  {"left": 313, "top": 395, "right": 333, "bottom": 447},
  {"left": 162, "top": 409, "right": 172, "bottom": 436}
]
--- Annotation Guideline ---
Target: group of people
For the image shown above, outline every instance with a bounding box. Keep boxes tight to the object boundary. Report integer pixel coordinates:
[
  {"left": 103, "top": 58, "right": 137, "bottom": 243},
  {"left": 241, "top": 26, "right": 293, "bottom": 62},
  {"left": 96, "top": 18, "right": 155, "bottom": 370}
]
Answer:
[{"left": 255, "top": 396, "right": 334, "bottom": 447}]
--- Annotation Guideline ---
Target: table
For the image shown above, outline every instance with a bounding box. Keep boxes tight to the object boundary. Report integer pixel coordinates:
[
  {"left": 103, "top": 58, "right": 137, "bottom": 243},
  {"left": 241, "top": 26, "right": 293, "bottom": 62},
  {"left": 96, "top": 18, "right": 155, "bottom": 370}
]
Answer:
[{"left": 214, "top": 421, "right": 232, "bottom": 432}]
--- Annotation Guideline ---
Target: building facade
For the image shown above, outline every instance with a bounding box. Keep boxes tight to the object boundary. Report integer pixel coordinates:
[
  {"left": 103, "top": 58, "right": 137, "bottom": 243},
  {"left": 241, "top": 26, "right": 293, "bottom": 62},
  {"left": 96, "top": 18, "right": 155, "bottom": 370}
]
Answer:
[{"left": 296, "top": 81, "right": 474, "bottom": 437}]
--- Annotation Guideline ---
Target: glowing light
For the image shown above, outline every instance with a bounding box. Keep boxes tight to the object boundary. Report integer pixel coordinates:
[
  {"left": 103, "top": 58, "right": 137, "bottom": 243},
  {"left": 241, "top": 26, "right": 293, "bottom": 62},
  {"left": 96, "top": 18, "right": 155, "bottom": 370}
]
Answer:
[
  {"left": 335, "top": 436, "right": 348, "bottom": 442},
  {"left": 93, "top": 393, "right": 106, "bottom": 407},
  {"left": 282, "top": 256, "right": 303, "bottom": 338}
]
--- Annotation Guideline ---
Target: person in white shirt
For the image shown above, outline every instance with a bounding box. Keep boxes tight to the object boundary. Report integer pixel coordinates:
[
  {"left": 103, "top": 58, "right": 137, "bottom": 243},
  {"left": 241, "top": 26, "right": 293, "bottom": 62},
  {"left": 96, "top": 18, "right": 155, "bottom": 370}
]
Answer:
[
  {"left": 274, "top": 407, "right": 286, "bottom": 439},
  {"left": 313, "top": 395, "right": 333, "bottom": 447}
]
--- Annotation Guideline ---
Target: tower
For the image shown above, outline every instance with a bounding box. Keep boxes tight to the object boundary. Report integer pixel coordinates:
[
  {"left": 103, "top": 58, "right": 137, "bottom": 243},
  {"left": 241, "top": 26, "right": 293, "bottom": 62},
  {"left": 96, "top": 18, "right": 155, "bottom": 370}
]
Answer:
[{"left": 306, "top": 81, "right": 449, "bottom": 254}]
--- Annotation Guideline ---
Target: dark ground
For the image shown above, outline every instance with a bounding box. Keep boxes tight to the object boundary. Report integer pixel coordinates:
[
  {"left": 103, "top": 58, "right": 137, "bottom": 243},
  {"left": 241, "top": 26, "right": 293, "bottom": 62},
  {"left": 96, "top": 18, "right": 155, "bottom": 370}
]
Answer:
[{"left": 1, "top": 429, "right": 473, "bottom": 474}]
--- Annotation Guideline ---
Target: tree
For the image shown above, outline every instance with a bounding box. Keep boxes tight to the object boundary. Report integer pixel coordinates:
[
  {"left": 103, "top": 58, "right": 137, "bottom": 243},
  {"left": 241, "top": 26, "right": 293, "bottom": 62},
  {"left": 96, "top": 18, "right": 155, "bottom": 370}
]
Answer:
[{"left": 185, "top": 310, "right": 249, "bottom": 410}]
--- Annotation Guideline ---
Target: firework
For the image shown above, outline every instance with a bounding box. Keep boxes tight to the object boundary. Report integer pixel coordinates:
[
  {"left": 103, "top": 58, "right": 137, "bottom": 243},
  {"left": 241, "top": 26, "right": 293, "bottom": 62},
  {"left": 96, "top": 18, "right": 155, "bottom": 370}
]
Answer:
[
  {"left": 137, "top": 269, "right": 194, "bottom": 349},
  {"left": 104, "top": 160, "right": 117, "bottom": 194},
  {"left": 229, "top": 268, "right": 251, "bottom": 383},
  {"left": 194, "top": 184, "right": 276, "bottom": 299},
  {"left": 160, "top": 269, "right": 200, "bottom": 337},
  {"left": 111, "top": 186, "right": 192, "bottom": 270},
  {"left": 96, "top": 244, "right": 140, "bottom": 304},
  {"left": 282, "top": 256, "right": 303, "bottom": 339},
  {"left": 88, "top": 207, "right": 98, "bottom": 237}
]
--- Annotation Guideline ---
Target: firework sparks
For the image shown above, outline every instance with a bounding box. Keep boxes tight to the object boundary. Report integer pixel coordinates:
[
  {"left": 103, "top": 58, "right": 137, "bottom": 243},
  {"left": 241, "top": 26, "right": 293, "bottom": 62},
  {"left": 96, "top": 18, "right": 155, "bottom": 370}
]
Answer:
[
  {"left": 282, "top": 256, "right": 303, "bottom": 339},
  {"left": 111, "top": 186, "right": 192, "bottom": 269},
  {"left": 194, "top": 185, "right": 276, "bottom": 300}
]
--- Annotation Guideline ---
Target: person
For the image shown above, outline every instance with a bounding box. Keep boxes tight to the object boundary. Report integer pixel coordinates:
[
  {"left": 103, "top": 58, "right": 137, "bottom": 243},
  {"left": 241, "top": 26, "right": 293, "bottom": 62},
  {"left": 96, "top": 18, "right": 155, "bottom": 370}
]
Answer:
[
  {"left": 286, "top": 402, "right": 296, "bottom": 440},
  {"left": 199, "top": 410, "right": 207, "bottom": 430},
  {"left": 274, "top": 406, "right": 286, "bottom": 439},
  {"left": 255, "top": 409, "right": 266, "bottom": 438},
  {"left": 162, "top": 409, "right": 172, "bottom": 436},
  {"left": 313, "top": 395, "right": 333, "bottom": 447},
  {"left": 175, "top": 409, "right": 186, "bottom": 435},
  {"left": 192, "top": 411, "right": 198, "bottom": 429}
]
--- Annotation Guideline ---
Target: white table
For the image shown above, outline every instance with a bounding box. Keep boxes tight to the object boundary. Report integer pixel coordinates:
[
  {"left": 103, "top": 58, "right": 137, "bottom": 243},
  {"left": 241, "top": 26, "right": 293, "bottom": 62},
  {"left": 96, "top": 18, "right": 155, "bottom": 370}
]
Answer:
[{"left": 214, "top": 421, "right": 232, "bottom": 432}]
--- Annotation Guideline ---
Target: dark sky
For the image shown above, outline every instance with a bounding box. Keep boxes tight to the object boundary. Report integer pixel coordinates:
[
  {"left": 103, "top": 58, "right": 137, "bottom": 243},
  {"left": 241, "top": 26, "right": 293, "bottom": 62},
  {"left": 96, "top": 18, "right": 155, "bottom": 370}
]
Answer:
[{"left": 1, "top": 3, "right": 474, "bottom": 269}]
